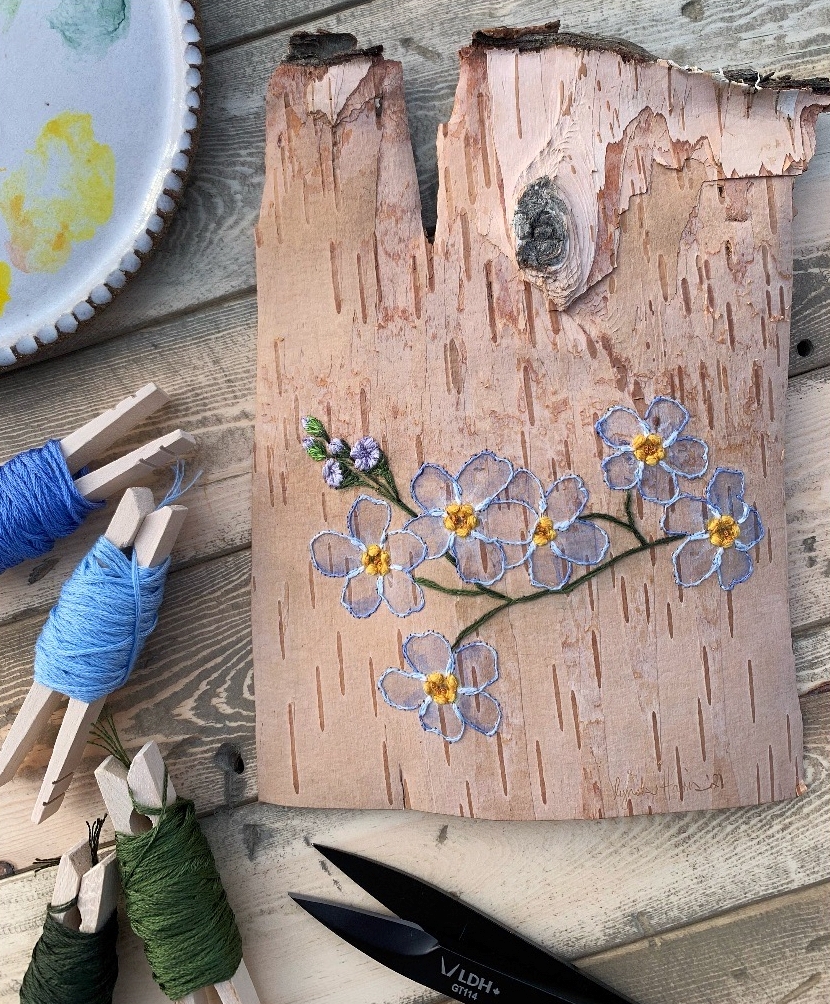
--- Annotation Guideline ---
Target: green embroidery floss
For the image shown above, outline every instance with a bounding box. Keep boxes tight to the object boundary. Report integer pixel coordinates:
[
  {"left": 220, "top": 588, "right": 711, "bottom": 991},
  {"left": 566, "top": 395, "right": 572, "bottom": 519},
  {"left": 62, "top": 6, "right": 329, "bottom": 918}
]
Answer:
[
  {"left": 115, "top": 797, "right": 242, "bottom": 1001},
  {"left": 19, "top": 910, "right": 118, "bottom": 1004}
]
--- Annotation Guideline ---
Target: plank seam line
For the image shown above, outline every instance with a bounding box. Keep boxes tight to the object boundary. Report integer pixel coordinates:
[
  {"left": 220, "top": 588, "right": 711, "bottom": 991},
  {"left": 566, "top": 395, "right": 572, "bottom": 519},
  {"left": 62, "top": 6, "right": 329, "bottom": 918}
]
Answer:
[{"left": 205, "top": 0, "right": 374, "bottom": 56}]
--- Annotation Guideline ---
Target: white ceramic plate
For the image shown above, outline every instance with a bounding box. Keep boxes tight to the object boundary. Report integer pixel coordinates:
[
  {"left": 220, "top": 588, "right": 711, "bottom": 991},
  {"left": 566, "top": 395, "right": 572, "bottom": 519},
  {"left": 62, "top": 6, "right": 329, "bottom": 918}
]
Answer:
[{"left": 0, "top": 0, "right": 202, "bottom": 366}]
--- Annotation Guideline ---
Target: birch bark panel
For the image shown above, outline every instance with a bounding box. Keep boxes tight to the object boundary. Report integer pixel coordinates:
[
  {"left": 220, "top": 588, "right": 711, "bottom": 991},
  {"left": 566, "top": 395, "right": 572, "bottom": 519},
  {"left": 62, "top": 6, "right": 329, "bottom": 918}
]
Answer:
[{"left": 253, "top": 39, "right": 829, "bottom": 819}]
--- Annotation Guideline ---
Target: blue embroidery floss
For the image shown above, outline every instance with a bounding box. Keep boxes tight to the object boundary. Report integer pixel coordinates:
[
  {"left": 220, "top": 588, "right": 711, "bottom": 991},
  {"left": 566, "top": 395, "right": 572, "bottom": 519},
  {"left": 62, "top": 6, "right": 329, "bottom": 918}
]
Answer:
[
  {"left": 0, "top": 440, "right": 104, "bottom": 573},
  {"left": 34, "top": 537, "right": 169, "bottom": 703}
]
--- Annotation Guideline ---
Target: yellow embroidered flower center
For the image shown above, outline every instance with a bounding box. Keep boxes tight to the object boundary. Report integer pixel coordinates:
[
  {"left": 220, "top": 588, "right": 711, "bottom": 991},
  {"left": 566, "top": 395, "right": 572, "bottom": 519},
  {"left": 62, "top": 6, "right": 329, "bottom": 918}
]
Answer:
[
  {"left": 423, "top": 671, "right": 459, "bottom": 705},
  {"left": 707, "top": 515, "right": 740, "bottom": 549},
  {"left": 632, "top": 432, "right": 666, "bottom": 466},
  {"left": 532, "top": 515, "right": 557, "bottom": 547},
  {"left": 361, "top": 543, "right": 391, "bottom": 576},
  {"left": 443, "top": 502, "right": 478, "bottom": 537}
]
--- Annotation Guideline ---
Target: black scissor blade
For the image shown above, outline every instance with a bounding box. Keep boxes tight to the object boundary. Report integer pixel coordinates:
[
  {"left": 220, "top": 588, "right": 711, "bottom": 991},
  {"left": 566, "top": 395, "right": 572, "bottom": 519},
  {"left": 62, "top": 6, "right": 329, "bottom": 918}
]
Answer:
[
  {"left": 290, "top": 896, "right": 589, "bottom": 1003},
  {"left": 313, "top": 845, "right": 636, "bottom": 1004}
]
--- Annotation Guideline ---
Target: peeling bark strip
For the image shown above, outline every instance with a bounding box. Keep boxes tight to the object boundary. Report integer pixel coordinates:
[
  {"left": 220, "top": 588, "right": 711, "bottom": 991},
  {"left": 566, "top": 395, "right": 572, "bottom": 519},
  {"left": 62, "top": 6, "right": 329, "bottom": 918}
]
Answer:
[{"left": 252, "top": 27, "right": 830, "bottom": 820}]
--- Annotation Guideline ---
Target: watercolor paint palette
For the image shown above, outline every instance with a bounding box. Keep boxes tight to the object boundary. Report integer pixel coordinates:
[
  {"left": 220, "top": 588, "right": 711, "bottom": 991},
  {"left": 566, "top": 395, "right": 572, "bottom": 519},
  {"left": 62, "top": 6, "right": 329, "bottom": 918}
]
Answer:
[{"left": 0, "top": 0, "right": 202, "bottom": 366}]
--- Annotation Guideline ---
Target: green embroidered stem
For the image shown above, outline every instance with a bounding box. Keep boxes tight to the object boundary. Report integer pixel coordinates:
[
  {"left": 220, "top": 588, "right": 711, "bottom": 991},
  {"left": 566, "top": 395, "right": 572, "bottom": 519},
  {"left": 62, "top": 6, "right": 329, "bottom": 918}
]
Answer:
[
  {"left": 415, "top": 577, "right": 508, "bottom": 601},
  {"left": 451, "top": 535, "right": 676, "bottom": 648},
  {"left": 625, "top": 489, "right": 649, "bottom": 545}
]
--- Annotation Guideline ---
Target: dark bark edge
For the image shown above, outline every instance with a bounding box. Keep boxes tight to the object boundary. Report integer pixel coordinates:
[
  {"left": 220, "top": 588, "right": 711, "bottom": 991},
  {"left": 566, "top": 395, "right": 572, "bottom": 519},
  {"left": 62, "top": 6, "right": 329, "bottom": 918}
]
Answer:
[{"left": 284, "top": 31, "right": 383, "bottom": 66}]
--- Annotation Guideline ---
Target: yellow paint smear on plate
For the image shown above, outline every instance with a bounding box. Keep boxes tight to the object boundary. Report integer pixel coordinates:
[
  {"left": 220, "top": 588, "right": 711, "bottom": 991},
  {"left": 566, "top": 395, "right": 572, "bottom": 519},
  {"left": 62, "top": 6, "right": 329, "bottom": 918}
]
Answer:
[
  {"left": 0, "top": 260, "right": 11, "bottom": 316},
  {"left": 0, "top": 111, "right": 115, "bottom": 273}
]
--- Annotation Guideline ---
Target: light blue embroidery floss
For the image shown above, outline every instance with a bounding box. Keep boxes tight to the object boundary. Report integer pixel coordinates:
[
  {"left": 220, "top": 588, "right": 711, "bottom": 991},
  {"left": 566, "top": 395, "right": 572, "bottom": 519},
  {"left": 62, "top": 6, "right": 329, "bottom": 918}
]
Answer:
[
  {"left": 0, "top": 440, "right": 104, "bottom": 573},
  {"left": 34, "top": 537, "right": 169, "bottom": 703}
]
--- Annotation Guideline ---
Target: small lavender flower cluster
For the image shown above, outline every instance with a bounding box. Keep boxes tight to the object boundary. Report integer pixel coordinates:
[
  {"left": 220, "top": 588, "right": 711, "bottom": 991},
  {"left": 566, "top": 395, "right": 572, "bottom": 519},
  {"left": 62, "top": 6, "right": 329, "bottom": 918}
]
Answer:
[{"left": 302, "top": 416, "right": 385, "bottom": 489}]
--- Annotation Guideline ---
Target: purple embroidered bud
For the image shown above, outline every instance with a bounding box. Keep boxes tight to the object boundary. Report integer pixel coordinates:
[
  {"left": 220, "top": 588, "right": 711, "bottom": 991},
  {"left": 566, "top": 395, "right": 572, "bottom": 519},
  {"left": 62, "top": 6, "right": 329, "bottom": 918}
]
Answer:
[
  {"left": 322, "top": 458, "right": 345, "bottom": 488},
  {"left": 351, "top": 436, "right": 382, "bottom": 472},
  {"left": 327, "top": 438, "right": 347, "bottom": 456}
]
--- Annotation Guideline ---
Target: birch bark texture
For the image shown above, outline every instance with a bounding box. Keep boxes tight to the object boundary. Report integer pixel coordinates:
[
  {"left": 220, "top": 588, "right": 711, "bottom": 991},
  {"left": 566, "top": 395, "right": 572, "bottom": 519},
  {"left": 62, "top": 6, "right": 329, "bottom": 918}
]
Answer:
[{"left": 253, "top": 26, "right": 830, "bottom": 820}]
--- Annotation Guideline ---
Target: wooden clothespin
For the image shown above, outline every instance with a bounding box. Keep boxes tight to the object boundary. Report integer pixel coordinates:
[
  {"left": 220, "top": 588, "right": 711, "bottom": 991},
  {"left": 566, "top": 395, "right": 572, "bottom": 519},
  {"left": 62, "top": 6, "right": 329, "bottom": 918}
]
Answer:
[
  {"left": 50, "top": 834, "right": 119, "bottom": 935},
  {"left": 96, "top": 742, "right": 262, "bottom": 1004},
  {"left": 58, "top": 382, "right": 197, "bottom": 502},
  {"left": 0, "top": 488, "right": 189, "bottom": 822}
]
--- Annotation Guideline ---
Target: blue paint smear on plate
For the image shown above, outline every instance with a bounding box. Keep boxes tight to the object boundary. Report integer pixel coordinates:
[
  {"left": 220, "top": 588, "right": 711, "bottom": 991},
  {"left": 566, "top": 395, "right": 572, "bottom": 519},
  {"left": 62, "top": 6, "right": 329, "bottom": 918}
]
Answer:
[
  {"left": 0, "top": 0, "right": 23, "bottom": 32},
  {"left": 48, "top": 0, "right": 130, "bottom": 54}
]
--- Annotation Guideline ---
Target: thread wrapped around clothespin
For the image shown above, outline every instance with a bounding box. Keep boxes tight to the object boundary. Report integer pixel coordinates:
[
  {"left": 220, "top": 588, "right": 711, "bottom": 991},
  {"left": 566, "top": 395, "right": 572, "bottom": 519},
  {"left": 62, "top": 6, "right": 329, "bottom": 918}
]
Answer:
[
  {"left": 34, "top": 536, "right": 170, "bottom": 703},
  {"left": 0, "top": 440, "right": 104, "bottom": 573},
  {"left": 95, "top": 739, "right": 261, "bottom": 1004},
  {"left": 20, "top": 820, "right": 120, "bottom": 1004},
  {"left": 0, "top": 382, "right": 196, "bottom": 574}
]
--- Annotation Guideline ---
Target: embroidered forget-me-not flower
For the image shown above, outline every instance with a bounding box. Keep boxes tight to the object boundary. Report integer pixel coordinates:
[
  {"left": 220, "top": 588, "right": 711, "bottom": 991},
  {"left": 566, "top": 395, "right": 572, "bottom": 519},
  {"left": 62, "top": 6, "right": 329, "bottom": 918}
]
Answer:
[
  {"left": 491, "top": 470, "right": 610, "bottom": 590},
  {"left": 405, "top": 451, "right": 528, "bottom": 586},
  {"left": 377, "top": 631, "right": 501, "bottom": 743},
  {"left": 661, "top": 468, "right": 764, "bottom": 590},
  {"left": 595, "top": 396, "right": 708, "bottom": 505},
  {"left": 310, "top": 496, "right": 427, "bottom": 618}
]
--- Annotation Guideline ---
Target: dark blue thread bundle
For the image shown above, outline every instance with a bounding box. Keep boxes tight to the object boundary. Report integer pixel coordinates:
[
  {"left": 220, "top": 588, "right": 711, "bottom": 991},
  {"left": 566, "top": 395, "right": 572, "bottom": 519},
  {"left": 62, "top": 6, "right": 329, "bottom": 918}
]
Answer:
[
  {"left": 0, "top": 440, "right": 104, "bottom": 573},
  {"left": 34, "top": 537, "right": 170, "bottom": 703}
]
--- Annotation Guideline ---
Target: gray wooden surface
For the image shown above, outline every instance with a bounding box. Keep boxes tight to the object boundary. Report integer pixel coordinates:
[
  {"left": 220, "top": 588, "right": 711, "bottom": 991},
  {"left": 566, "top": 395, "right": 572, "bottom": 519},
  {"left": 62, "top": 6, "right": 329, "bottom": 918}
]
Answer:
[{"left": 1, "top": 2, "right": 830, "bottom": 1002}]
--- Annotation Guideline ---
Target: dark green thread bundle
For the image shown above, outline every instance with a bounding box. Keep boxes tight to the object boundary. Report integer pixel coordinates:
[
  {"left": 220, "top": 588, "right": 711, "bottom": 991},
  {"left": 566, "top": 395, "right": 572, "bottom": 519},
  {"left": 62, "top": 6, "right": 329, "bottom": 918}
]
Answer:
[
  {"left": 115, "top": 797, "right": 242, "bottom": 1001},
  {"left": 19, "top": 909, "right": 118, "bottom": 1004}
]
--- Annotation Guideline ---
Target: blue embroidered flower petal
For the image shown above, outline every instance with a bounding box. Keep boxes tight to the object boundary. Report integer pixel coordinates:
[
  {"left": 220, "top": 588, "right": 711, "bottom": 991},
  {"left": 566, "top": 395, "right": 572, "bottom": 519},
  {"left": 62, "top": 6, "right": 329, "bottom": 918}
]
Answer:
[
  {"left": 404, "top": 514, "right": 451, "bottom": 559},
  {"left": 595, "top": 406, "right": 646, "bottom": 448},
  {"left": 403, "top": 631, "right": 453, "bottom": 677},
  {"left": 456, "top": 451, "right": 513, "bottom": 508},
  {"left": 602, "top": 451, "right": 640, "bottom": 491},
  {"left": 341, "top": 571, "right": 383, "bottom": 618},
  {"left": 494, "top": 468, "right": 544, "bottom": 510},
  {"left": 476, "top": 501, "right": 534, "bottom": 546},
  {"left": 410, "top": 463, "right": 456, "bottom": 512},
  {"left": 661, "top": 494, "right": 709, "bottom": 537},
  {"left": 528, "top": 545, "right": 571, "bottom": 590},
  {"left": 639, "top": 463, "right": 679, "bottom": 504},
  {"left": 377, "top": 668, "right": 426, "bottom": 711},
  {"left": 455, "top": 692, "right": 501, "bottom": 737},
  {"left": 672, "top": 534, "right": 717, "bottom": 587},
  {"left": 544, "top": 475, "right": 589, "bottom": 526},
  {"left": 736, "top": 505, "right": 764, "bottom": 550},
  {"left": 385, "top": 530, "right": 427, "bottom": 572},
  {"left": 310, "top": 532, "right": 362, "bottom": 578},
  {"left": 420, "top": 700, "right": 465, "bottom": 742},
  {"left": 455, "top": 641, "right": 498, "bottom": 691},
  {"left": 663, "top": 436, "right": 708, "bottom": 479},
  {"left": 706, "top": 468, "right": 745, "bottom": 519},
  {"left": 550, "top": 519, "right": 610, "bottom": 566},
  {"left": 645, "top": 396, "right": 690, "bottom": 443},
  {"left": 717, "top": 546, "right": 753, "bottom": 590},
  {"left": 382, "top": 570, "right": 425, "bottom": 618},
  {"left": 347, "top": 495, "right": 392, "bottom": 546},
  {"left": 454, "top": 535, "right": 506, "bottom": 585}
]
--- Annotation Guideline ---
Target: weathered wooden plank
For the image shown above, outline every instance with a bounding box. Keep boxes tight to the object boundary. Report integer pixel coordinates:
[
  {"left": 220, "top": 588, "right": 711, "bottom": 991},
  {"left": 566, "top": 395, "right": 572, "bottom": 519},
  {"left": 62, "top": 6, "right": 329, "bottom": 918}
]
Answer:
[
  {"left": 3, "top": 691, "right": 828, "bottom": 1002},
  {"left": 0, "top": 295, "right": 256, "bottom": 626},
  {"left": 202, "top": 0, "right": 373, "bottom": 53},
  {"left": 580, "top": 880, "right": 830, "bottom": 1004},
  {"left": 15, "top": 1, "right": 830, "bottom": 372},
  {"left": 0, "top": 550, "right": 256, "bottom": 870}
]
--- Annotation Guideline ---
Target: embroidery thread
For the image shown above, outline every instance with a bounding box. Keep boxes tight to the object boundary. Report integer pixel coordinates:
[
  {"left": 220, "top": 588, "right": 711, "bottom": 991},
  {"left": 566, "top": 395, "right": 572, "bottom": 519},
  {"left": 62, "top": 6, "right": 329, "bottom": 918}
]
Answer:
[{"left": 301, "top": 399, "right": 762, "bottom": 743}]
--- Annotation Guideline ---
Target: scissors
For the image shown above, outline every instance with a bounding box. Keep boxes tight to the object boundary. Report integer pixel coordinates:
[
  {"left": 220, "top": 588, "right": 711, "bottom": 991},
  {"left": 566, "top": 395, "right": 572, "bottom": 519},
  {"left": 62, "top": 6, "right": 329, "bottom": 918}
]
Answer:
[{"left": 292, "top": 845, "right": 638, "bottom": 1004}]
